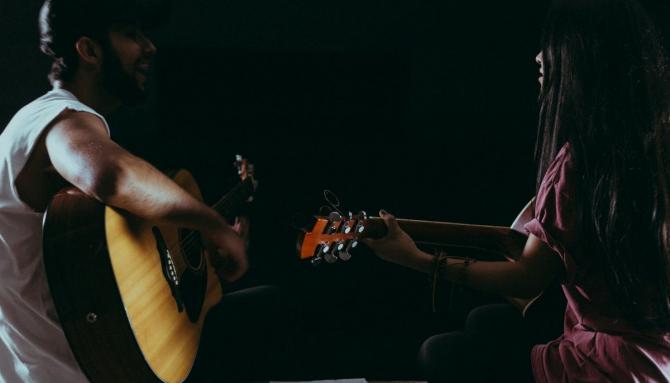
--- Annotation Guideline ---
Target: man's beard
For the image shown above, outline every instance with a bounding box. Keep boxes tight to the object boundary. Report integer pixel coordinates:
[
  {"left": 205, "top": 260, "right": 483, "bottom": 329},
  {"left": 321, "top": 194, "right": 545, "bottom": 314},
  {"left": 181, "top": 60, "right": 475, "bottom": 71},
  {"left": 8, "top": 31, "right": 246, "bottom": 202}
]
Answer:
[{"left": 100, "top": 47, "right": 147, "bottom": 106}]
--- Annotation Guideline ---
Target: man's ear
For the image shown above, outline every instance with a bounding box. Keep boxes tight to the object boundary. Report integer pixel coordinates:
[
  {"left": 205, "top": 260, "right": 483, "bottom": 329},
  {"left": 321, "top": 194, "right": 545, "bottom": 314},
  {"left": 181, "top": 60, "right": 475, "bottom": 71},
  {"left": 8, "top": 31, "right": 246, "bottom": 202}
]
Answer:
[{"left": 74, "top": 37, "right": 103, "bottom": 66}]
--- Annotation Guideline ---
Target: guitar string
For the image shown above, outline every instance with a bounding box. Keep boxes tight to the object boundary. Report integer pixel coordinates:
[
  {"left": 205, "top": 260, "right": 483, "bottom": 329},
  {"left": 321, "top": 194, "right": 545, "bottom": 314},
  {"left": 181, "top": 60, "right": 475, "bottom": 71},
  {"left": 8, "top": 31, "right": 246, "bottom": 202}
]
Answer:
[
  {"left": 173, "top": 194, "right": 227, "bottom": 251},
  {"left": 163, "top": 180, "right": 249, "bottom": 259},
  {"left": 174, "top": 159, "right": 251, "bottom": 251},
  {"left": 171, "top": 185, "right": 240, "bottom": 254}
]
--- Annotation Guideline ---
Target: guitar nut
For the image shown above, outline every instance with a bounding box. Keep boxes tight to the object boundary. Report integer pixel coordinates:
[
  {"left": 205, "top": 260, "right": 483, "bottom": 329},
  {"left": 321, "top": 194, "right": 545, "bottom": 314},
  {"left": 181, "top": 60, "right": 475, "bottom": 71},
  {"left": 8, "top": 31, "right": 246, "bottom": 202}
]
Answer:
[{"left": 86, "top": 312, "right": 98, "bottom": 324}]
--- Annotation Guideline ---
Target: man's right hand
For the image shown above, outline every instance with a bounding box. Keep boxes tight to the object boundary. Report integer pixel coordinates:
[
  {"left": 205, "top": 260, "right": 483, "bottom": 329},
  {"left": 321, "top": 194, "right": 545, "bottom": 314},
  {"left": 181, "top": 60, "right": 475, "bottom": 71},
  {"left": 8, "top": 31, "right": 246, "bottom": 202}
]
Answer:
[{"left": 202, "top": 223, "right": 249, "bottom": 283}]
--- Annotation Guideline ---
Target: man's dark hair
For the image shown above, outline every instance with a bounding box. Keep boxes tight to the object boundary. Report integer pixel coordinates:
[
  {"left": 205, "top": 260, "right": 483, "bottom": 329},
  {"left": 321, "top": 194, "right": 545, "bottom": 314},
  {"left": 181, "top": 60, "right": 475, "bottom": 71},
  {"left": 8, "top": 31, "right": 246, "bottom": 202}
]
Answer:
[{"left": 39, "top": 0, "right": 170, "bottom": 84}]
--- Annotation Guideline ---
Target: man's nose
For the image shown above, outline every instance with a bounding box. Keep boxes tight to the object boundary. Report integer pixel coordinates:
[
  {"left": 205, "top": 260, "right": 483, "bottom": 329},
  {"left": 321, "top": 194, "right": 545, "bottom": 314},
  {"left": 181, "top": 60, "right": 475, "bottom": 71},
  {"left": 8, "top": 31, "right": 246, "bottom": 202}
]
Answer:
[{"left": 144, "top": 38, "right": 157, "bottom": 57}]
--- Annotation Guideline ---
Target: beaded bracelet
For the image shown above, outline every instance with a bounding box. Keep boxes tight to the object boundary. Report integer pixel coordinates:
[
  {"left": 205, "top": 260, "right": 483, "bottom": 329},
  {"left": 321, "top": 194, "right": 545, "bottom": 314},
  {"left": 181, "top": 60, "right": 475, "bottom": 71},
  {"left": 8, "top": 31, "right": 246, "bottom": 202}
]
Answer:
[
  {"left": 431, "top": 250, "right": 448, "bottom": 312},
  {"left": 431, "top": 251, "right": 475, "bottom": 313}
]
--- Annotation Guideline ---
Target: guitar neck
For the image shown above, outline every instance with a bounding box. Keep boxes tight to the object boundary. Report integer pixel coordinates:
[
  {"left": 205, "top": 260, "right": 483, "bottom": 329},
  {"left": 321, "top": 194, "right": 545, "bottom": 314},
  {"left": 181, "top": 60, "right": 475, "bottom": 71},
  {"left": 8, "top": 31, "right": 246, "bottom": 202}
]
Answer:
[
  {"left": 363, "top": 217, "right": 528, "bottom": 260},
  {"left": 211, "top": 177, "right": 255, "bottom": 218}
]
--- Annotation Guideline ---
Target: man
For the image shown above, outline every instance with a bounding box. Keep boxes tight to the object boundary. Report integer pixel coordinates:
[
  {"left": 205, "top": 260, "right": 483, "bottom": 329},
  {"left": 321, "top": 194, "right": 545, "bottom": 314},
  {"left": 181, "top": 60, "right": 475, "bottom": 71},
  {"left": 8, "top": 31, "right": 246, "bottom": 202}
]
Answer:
[{"left": 0, "top": 1, "right": 263, "bottom": 381}]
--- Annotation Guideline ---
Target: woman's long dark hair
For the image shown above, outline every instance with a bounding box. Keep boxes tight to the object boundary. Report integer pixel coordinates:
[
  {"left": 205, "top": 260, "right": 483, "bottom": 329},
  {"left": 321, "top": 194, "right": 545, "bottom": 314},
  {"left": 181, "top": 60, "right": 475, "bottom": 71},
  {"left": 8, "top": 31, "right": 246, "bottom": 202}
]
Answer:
[{"left": 536, "top": 0, "right": 670, "bottom": 330}]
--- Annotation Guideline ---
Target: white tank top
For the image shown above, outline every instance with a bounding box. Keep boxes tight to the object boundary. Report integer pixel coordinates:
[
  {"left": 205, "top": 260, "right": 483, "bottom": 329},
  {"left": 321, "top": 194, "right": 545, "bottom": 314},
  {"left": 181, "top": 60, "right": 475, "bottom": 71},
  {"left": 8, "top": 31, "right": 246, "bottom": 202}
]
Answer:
[{"left": 0, "top": 87, "right": 110, "bottom": 383}]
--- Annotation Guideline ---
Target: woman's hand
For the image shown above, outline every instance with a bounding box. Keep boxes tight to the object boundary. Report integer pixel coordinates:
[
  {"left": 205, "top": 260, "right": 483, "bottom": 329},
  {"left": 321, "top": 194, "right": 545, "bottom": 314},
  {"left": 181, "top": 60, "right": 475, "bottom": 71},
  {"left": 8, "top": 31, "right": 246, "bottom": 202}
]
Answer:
[{"left": 362, "top": 210, "right": 433, "bottom": 273}]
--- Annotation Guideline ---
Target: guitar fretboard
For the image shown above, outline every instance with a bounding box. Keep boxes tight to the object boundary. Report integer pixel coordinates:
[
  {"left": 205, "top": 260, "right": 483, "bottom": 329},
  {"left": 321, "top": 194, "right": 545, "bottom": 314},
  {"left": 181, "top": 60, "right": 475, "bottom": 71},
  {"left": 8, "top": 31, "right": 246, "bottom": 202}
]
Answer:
[{"left": 211, "top": 177, "right": 255, "bottom": 218}]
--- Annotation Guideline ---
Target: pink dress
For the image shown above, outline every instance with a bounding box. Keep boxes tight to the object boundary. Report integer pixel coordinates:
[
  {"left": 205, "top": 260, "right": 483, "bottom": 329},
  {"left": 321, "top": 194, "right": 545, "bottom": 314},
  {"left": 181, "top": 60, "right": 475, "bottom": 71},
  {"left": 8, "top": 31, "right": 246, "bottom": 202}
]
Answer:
[{"left": 524, "top": 143, "right": 670, "bottom": 383}]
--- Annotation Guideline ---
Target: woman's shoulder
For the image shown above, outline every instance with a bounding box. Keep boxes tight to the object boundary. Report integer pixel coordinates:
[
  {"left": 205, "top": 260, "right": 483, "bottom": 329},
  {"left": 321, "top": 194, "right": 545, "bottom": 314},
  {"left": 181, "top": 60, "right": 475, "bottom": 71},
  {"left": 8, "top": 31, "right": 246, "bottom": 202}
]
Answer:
[{"left": 540, "top": 142, "right": 576, "bottom": 193}]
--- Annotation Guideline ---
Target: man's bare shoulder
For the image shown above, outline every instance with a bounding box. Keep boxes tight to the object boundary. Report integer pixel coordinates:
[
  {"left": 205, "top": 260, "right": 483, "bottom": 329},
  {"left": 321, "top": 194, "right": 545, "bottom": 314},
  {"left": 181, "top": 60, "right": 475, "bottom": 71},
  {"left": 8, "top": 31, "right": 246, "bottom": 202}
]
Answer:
[{"left": 48, "top": 109, "right": 109, "bottom": 140}]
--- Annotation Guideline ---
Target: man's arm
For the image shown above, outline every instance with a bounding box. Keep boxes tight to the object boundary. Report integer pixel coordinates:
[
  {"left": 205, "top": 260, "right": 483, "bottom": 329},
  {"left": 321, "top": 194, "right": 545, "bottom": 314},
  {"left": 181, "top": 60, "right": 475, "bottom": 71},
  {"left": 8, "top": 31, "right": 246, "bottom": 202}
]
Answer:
[{"left": 45, "top": 110, "right": 247, "bottom": 281}]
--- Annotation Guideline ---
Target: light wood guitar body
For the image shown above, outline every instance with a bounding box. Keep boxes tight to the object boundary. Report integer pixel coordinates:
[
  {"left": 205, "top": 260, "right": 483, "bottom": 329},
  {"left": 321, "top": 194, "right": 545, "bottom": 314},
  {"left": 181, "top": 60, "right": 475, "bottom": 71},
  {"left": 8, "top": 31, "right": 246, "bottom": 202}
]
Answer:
[{"left": 43, "top": 166, "right": 255, "bottom": 382}]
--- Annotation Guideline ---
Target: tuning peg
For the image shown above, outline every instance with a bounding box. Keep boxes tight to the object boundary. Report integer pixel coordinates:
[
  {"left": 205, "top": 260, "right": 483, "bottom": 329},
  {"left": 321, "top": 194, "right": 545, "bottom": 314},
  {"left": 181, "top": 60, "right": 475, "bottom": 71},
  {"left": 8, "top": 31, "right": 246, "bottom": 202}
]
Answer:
[
  {"left": 327, "top": 241, "right": 347, "bottom": 263},
  {"left": 323, "top": 212, "right": 341, "bottom": 234},
  {"left": 312, "top": 243, "right": 333, "bottom": 264},
  {"left": 353, "top": 211, "right": 368, "bottom": 234},
  {"left": 337, "top": 240, "right": 358, "bottom": 261},
  {"left": 234, "top": 154, "right": 244, "bottom": 174},
  {"left": 324, "top": 250, "right": 338, "bottom": 264},
  {"left": 338, "top": 252, "right": 351, "bottom": 261},
  {"left": 313, "top": 243, "right": 330, "bottom": 259}
]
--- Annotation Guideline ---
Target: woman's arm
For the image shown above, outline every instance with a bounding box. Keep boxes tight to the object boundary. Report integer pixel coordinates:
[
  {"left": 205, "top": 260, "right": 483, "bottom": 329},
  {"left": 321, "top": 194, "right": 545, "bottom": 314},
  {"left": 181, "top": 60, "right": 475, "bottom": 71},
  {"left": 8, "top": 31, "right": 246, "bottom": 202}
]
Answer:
[{"left": 363, "top": 210, "right": 564, "bottom": 299}]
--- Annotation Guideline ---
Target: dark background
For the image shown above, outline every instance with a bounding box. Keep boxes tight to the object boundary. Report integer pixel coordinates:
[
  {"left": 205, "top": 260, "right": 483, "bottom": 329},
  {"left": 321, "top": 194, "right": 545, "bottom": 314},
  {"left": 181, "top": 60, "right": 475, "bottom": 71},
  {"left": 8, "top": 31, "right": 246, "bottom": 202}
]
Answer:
[{"left": 1, "top": 0, "right": 668, "bottom": 379}]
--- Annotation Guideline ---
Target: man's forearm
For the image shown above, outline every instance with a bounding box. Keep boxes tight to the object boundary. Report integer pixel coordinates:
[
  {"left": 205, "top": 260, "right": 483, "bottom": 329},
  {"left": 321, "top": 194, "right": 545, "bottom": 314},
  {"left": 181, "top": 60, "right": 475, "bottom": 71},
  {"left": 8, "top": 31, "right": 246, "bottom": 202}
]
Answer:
[
  {"left": 45, "top": 113, "right": 232, "bottom": 236},
  {"left": 95, "top": 153, "right": 228, "bottom": 233}
]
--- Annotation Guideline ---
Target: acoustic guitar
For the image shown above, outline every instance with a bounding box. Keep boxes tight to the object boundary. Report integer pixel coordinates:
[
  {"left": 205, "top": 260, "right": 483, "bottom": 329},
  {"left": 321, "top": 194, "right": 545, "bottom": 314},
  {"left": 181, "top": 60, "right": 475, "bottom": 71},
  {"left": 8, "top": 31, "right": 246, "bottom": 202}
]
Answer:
[
  {"left": 42, "top": 156, "right": 256, "bottom": 383},
  {"left": 297, "top": 199, "right": 561, "bottom": 316}
]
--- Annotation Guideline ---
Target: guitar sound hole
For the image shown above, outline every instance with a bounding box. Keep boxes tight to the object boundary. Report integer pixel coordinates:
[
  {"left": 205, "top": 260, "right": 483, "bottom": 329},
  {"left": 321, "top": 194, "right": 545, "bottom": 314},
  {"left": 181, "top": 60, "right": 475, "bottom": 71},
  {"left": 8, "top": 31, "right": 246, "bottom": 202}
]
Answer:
[{"left": 179, "top": 229, "right": 204, "bottom": 271}]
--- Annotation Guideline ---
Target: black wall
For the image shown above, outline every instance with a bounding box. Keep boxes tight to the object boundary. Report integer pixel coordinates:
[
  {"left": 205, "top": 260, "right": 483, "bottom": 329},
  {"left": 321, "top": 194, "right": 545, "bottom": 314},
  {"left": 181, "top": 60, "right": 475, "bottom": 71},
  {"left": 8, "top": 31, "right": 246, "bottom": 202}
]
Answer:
[{"left": 5, "top": 1, "right": 666, "bottom": 379}]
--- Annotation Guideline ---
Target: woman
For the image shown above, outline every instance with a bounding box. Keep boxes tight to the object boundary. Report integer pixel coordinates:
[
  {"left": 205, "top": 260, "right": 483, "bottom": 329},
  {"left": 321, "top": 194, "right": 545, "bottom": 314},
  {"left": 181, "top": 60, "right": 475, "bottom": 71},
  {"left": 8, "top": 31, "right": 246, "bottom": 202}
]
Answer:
[{"left": 364, "top": 0, "right": 670, "bottom": 381}]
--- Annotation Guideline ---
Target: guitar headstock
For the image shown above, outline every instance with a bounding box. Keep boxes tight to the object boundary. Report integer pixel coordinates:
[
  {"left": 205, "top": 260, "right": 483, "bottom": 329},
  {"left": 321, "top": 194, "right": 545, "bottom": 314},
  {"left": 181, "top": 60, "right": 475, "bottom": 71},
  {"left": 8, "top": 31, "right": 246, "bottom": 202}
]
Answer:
[
  {"left": 234, "top": 154, "right": 254, "bottom": 180},
  {"left": 233, "top": 155, "right": 259, "bottom": 198},
  {"left": 298, "top": 211, "right": 370, "bottom": 266}
]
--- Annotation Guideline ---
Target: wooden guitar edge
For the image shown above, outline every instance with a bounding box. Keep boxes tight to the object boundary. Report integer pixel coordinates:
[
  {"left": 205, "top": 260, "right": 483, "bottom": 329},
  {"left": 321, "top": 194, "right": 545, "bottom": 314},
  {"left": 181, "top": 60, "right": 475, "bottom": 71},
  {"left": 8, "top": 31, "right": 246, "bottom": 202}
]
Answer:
[{"left": 43, "top": 190, "right": 162, "bottom": 383}]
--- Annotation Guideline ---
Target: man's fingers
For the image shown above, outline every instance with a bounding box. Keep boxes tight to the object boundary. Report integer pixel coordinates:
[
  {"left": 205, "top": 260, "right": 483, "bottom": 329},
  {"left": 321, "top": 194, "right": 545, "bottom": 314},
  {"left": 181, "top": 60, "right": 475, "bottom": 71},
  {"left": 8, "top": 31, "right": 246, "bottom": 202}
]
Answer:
[
  {"left": 217, "top": 266, "right": 244, "bottom": 283},
  {"left": 213, "top": 248, "right": 248, "bottom": 282},
  {"left": 219, "top": 259, "right": 246, "bottom": 282},
  {"left": 233, "top": 216, "right": 250, "bottom": 236}
]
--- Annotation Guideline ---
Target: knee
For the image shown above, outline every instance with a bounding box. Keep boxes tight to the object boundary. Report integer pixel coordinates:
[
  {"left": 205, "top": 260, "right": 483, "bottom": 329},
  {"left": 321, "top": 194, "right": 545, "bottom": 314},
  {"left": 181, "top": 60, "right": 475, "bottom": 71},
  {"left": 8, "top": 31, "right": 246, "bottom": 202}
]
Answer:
[
  {"left": 465, "top": 303, "right": 522, "bottom": 335},
  {"left": 417, "top": 332, "right": 480, "bottom": 383},
  {"left": 230, "top": 284, "right": 290, "bottom": 313}
]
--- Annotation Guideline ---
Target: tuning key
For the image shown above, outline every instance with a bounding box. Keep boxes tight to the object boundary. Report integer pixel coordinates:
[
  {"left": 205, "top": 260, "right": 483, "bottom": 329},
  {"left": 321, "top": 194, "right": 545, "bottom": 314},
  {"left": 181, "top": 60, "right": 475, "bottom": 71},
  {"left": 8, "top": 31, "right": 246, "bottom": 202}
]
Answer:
[
  {"left": 321, "top": 212, "right": 340, "bottom": 234},
  {"left": 353, "top": 211, "right": 368, "bottom": 234},
  {"left": 338, "top": 251, "right": 352, "bottom": 261},
  {"left": 354, "top": 221, "right": 365, "bottom": 234},
  {"left": 327, "top": 241, "right": 347, "bottom": 263},
  {"left": 346, "top": 211, "right": 354, "bottom": 228},
  {"left": 311, "top": 256, "right": 323, "bottom": 266},
  {"left": 310, "top": 241, "right": 326, "bottom": 266},
  {"left": 324, "top": 250, "right": 338, "bottom": 264},
  {"left": 337, "top": 239, "right": 358, "bottom": 261},
  {"left": 313, "top": 243, "right": 330, "bottom": 260}
]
